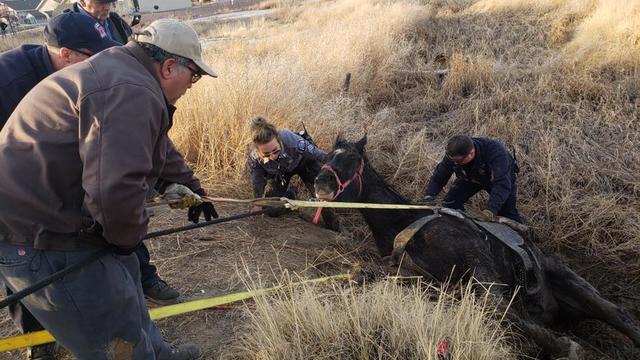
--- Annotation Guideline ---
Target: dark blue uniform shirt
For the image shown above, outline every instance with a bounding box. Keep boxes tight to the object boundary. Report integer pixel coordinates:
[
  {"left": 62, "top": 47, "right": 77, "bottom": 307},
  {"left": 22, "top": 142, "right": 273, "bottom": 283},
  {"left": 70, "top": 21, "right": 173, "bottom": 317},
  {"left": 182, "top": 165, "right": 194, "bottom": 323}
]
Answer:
[
  {"left": 0, "top": 44, "right": 54, "bottom": 129},
  {"left": 425, "top": 137, "right": 516, "bottom": 214}
]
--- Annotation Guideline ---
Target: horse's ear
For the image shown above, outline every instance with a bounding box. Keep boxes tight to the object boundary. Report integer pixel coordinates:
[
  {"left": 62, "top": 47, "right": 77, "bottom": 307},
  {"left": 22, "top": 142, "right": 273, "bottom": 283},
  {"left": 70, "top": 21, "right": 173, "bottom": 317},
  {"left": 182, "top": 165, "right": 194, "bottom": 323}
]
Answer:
[
  {"left": 355, "top": 134, "right": 367, "bottom": 153},
  {"left": 334, "top": 134, "right": 345, "bottom": 148}
]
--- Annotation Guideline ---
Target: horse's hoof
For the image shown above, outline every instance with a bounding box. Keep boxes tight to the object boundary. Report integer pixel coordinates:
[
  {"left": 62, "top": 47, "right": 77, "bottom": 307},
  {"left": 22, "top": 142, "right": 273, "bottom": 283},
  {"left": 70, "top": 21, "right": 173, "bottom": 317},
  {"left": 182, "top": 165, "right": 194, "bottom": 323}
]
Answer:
[{"left": 557, "top": 337, "right": 584, "bottom": 360}]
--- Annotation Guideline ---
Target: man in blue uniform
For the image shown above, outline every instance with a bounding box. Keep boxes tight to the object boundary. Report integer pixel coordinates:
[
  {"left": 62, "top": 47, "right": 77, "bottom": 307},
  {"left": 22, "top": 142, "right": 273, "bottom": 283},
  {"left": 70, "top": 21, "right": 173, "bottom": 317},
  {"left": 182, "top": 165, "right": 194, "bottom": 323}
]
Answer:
[
  {"left": 0, "top": 13, "right": 119, "bottom": 360},
  {"left": 421, "top": 135, "right": 521, "bottom": 222}
]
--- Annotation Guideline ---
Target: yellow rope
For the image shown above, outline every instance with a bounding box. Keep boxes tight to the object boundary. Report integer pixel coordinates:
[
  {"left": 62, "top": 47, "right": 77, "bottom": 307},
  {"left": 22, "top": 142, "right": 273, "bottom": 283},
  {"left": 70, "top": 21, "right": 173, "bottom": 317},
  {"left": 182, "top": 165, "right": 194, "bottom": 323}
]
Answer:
[
  {"left": 282, "top": 198, "right": 437, "bottom": 210},
  {"left": 0, "top": 273, "right": 351, "bottom": 352},
  {"left": 148, "top": 195, "right": 436, "bottom": 211},
  {"left": 203, "top": 196, "right": 437, "bottom": 211}
]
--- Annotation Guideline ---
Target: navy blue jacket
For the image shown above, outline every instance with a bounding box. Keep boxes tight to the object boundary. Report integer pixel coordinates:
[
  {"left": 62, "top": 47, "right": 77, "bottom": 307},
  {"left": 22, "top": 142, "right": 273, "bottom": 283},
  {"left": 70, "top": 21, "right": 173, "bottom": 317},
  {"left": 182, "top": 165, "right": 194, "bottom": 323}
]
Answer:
[
  {"left": 0, "top": 45, "right": 54, "bottom": 129},
  {"left": 425, "top": 137, "right": 516, "bottom": 214}
]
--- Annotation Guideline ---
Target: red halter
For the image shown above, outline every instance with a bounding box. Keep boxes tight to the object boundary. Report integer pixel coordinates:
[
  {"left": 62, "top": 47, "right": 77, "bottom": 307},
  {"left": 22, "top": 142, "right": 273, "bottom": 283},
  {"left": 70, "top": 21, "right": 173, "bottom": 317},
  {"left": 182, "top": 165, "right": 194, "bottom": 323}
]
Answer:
[{"left": 313, "top": 160, "right": 365, "bottom": 224}]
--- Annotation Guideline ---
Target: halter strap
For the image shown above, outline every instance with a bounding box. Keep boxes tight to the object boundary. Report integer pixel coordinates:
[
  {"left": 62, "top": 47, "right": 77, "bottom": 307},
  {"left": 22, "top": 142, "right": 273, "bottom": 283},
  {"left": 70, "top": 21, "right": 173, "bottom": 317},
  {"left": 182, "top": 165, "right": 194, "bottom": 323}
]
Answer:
[{"left": 313, "top": 160, "right": 364, "bottom": 224}]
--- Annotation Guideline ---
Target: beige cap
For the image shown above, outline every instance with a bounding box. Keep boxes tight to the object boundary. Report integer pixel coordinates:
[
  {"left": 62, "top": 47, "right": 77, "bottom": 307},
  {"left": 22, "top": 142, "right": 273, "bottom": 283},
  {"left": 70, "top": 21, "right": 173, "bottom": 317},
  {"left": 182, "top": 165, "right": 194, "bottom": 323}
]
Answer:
[{"left": 137, "top": 19, "right": 217, "bottom": 78}]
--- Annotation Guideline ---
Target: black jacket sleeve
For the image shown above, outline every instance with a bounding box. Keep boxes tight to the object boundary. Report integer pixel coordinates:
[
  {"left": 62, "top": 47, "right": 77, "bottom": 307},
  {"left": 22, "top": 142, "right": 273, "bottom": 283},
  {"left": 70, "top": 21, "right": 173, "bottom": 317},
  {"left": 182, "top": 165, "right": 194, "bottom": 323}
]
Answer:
[{"left": 424, "top": 155, "right": 455, "bottom": 197}]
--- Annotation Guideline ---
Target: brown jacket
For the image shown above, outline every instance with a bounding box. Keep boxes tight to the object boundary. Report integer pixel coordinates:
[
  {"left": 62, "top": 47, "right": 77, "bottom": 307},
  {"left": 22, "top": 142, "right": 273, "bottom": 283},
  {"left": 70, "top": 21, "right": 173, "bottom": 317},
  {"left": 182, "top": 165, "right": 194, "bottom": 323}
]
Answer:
[{"left": 0, "top": 42, "right": 198, "bottom": 251}]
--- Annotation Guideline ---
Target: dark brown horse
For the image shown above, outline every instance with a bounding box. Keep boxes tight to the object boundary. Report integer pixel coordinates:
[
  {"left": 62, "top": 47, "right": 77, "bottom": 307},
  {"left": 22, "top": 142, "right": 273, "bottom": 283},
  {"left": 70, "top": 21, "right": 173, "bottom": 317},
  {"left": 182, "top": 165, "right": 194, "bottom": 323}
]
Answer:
[{"left": 313, "top": 135, "right": 640, "bottom": 359}]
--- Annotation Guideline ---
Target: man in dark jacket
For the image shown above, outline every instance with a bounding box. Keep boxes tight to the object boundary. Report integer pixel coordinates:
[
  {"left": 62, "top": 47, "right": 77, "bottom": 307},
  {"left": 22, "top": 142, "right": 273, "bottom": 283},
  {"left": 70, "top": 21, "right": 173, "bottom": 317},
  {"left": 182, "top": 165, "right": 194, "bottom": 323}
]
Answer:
[
  {"left": 67, "top": 0, "right": 132, "bottom": 44},
  {"left": 0, "top": 12, "right": 119, "bottom": 360},
  {"left": 421, "top": 135, "right": 521, "bottom": 222},
  {"left": 0, "top": 12, "right": 119, "bottom": 128},
  {"left": 0, "top": 19, "right": 215, "bottom": 359},
  {"left": 68, "top": 0, "right": 189, "bottom": 305}
]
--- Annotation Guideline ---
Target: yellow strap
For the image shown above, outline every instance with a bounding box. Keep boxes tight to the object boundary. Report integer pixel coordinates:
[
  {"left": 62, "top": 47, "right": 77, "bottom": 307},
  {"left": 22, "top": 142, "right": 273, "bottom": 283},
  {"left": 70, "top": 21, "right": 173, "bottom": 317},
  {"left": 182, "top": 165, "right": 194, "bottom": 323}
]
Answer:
[
  {"left": 149, "top": 195, "right": 435, "bottom": 211},
  {"left": 0, "top": 273, "right": 350, "bottom": 352},
  {"left": 284, "top": 198, "right": 437, "bottom": 210}
]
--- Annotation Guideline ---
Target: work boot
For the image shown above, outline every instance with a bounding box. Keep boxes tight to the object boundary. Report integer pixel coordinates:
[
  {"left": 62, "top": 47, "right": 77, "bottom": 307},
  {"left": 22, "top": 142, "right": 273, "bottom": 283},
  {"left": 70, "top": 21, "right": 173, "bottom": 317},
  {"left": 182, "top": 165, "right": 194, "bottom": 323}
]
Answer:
[
  {"left": 26, "top": 343, "right": 56, "bottom": 360},
  {"left": 143, "top": 279, "right": 180, "bottom": 305},
  {"left": 169, "top": 344, "right": 201, "bottom": 360}
]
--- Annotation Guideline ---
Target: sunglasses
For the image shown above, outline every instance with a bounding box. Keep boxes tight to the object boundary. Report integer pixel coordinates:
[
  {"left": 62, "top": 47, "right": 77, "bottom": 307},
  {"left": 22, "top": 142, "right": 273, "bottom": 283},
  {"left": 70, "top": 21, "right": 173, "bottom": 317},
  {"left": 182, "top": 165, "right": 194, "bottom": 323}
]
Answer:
[
  {"left": 447, "top": 152, "right": 473, "bottom": 165},
  {"left": 260, "top": 147, "right": 281, "bottom": 158},
  {"left": 185, "top": 64, "right": 202, "bottom": 84},
  {"left": 72, "top": 48, "right": 93, "bottom": 57}
]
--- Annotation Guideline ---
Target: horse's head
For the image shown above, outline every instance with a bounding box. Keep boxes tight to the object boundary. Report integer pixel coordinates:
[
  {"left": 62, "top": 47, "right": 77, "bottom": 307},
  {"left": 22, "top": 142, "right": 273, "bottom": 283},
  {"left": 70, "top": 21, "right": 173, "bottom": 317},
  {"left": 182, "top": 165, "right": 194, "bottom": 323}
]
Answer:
[{"left": 314, "top": 135, "right": 367, "bottom": 202}]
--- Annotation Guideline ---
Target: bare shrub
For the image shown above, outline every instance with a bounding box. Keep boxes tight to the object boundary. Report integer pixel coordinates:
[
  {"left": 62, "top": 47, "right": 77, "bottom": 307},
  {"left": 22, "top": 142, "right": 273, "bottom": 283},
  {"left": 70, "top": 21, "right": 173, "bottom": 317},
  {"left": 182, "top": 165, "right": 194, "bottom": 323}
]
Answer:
[{"left": 225, "top": 278, "right": 516, "bottom": 359}]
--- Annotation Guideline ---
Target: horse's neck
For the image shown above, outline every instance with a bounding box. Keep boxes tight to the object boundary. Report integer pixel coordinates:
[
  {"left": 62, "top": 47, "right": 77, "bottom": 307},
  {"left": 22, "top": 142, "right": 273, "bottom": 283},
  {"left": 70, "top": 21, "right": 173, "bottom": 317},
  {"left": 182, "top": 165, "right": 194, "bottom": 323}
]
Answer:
[{"left": 358, "top": 164, "right": 427, "bottom": 256}]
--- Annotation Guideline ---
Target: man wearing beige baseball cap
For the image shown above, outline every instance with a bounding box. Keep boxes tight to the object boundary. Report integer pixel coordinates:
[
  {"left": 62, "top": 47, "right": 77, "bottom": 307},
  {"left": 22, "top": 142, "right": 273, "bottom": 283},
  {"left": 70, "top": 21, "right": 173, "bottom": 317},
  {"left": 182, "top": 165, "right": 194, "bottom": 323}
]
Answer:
[{"left": 0, "top": 19, "right": 215, "bottom": 359}]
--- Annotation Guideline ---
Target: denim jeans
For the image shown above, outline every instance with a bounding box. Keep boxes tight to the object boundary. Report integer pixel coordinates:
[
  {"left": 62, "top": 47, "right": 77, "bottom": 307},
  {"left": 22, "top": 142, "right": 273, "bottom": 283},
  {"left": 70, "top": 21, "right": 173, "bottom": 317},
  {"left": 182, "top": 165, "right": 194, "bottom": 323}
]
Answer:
[
  {"left": 4, "top": 242, "right": 161, "bottom": 340},
  {"left": 136, "top": 241, "right": 161, "bottom": 290},
  {"left": 0, "top": 242, "right": 172, "bottom": 359}
]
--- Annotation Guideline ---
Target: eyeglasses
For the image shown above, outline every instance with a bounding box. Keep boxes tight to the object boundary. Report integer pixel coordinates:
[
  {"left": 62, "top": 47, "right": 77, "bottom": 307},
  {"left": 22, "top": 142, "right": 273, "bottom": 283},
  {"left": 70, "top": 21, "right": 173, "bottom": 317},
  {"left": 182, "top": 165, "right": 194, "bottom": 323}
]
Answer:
[
  {"left": 259, "top": 146, "right": 281, "bottom": 159},
  {"left": 71, "top": 48, "right": 93, "bottom": 57},
  {"left": 447, "top": 152, "right": 472, "bottom": 165},
  {"left": 185, "top": 64, "right": 202, "bottom": 84}
]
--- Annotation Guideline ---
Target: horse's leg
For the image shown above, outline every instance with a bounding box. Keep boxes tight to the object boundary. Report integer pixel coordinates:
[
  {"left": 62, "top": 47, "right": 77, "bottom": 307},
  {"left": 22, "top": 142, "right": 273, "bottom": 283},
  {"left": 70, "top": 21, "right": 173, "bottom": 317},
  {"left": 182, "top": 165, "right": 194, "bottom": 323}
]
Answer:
[
  {"left": 470, "top": 263, "right": 584, "bottom": 359},
  {"left": 506, "top": 310, "right": 584, "bottom": 360},
  {"left": 543, "top": 255, "right": 640, "bottom": 347}
]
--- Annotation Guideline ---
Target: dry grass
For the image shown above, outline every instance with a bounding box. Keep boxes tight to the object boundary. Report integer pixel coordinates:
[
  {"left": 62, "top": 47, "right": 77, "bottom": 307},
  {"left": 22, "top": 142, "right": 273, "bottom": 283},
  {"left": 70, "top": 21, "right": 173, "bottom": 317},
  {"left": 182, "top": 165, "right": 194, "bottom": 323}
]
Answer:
[
  {"left": 225, "top": 277, "right": 516, "bottom": 359},
  {"left": 0, "top": 28, "right": 42, "bottom": 52},
  {"left": 172, "top": 0, "right": 640, "bottom": 278},
  {"left": 1, "top": 0, "right": 639, "bottom": 357}
]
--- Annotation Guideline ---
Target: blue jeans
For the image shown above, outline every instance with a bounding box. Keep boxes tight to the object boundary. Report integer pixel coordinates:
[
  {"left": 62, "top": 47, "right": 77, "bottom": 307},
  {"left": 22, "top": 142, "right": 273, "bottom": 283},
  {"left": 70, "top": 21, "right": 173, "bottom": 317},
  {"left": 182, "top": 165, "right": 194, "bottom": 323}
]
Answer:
[
  {"left": 6, "top": 286, "right": 44, "bottom": 334},
  {"left": 0, "top": 243, "right": 172, "bottom": 359},
  {"left": 6, "top": 241, "right": 162, "bottom": 340},
  {"left": 136, "top": 241, "right": 161, "bottom": 290}
]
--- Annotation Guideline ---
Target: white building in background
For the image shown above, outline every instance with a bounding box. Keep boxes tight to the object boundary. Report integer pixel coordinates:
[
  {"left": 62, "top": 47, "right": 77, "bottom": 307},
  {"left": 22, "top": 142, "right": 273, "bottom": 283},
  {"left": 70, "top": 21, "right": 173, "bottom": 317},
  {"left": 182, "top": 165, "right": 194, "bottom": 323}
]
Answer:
[{"left": 136, "top": 0, "right": 191, "bottom": 12}]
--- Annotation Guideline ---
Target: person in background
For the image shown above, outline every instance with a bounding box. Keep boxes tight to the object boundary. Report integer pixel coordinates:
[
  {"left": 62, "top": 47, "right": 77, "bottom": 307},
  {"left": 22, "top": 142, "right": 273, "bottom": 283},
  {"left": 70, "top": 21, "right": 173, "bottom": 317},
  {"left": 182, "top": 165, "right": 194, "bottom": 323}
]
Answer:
[
  {"left": 420, "top": 135, "right": 521, "bottom": 222},
  {"left": 66, "top": 0, "right": 132, "bottom": 44}
]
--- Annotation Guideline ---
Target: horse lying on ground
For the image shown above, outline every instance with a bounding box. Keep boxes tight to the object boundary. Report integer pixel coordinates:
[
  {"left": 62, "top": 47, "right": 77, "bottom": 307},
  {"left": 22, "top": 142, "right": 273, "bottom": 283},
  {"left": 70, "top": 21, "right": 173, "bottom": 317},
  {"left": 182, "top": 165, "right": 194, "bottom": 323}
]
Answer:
[{"left": 313, "top": 135, "right": 640, "bottom": 359}]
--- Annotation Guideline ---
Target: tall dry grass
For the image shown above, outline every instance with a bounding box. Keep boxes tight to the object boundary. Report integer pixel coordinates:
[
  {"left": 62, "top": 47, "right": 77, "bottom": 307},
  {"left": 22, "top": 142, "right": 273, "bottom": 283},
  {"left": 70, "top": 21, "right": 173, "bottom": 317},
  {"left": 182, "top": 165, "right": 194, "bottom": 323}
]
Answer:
[
  {"left": 172, "top": 0, "right": 640, "bottom": 279},
  {"left": 0, "top": 28, "right": 42, "bottom": 52},
  {"left": 225, "top": 277, "right": 516, "bottom": 359}
]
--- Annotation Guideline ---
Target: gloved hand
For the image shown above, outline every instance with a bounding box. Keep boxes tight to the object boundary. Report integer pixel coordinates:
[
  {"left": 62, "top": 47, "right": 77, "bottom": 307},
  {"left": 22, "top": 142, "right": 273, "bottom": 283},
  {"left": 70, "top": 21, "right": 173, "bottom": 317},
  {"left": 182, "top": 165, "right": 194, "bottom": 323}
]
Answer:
[
  {"left": 417, "top": 195, "right": 437, "bottom": 206},
  {"left": 479, "top": 209, "right": 497, "bottom": 222},
  {"left": 188, "top": 189, "right": 219, "bottom": 223},
  {"left": 164, "top": 183, "right": 202, "bottom": 209}
]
